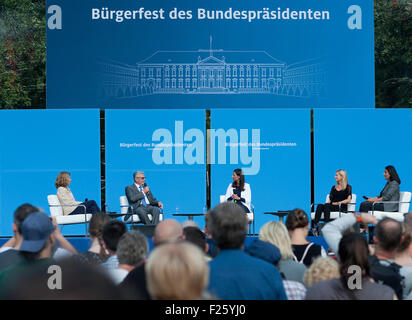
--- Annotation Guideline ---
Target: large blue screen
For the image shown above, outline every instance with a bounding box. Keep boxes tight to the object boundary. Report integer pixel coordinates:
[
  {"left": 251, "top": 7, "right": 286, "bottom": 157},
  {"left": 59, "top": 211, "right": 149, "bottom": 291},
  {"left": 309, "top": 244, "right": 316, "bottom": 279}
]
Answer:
[
  {"left": 105, "top": 109, "right": 207, "bottom": 226},
  {"left": 0, "top": 110, "right": 101, "bottom": 236},
  {"left": 314, "top": 109, "right": 412, "bottom": 210},
  {"left": 210, "top": 109, "right": 311, "bottom": 232},
  {"left": 46, "top": 0, "right": 374, "bottom": 109}
]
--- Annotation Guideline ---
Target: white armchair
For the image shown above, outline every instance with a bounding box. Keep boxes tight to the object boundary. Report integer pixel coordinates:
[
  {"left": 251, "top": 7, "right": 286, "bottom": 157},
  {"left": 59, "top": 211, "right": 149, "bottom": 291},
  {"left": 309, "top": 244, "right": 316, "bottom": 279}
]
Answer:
[
  {"left": 47, "top": 195, "right": 92, "bottom": 234},
  {"left": 120, "top": 196, "right": 163, "bottom": 224},
  {"left": 368, "top": 191, "right": 411, "bottom": 222},
  {"left": 311, "top": 194, "right": 357, "bottom": 221}
]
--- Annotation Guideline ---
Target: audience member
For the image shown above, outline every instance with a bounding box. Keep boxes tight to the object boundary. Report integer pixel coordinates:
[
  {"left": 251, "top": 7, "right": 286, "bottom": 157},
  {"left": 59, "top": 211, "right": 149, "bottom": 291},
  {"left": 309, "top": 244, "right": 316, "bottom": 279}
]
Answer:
[
  {"left": 2, "top": 258, "right": 128, "bottom": 299},
  {"left": 100, "top": 220, "right": 127, "bottom": 271},
  {"left": 0, "top": 204, "right": 77, "bottom": 271},
  {"left": 204, "top": 212, "right": 219, "bottom": 258},
  {"left": 244, "top": 237, "right": 281, "bottom": 267},
  {"left": 146, "top": 242, "right": 210, "bottom": 300},
  {"left": 106, "top": 230, "right": 148, "bottom": 285},
  {"left": 286, "top": 209, "right": 326, "bottom": 266},
  {"left": 120, "top": 219, "right": 183, "bottom": 300},
  {"left": 183, "top": 226, "right": 211, "bottom": 261},
  {"left": 206, "top": 203, "right": 287, "bottom": 300},
  {"left": 72, "top": 212, "right": 110, "bottom": 265},
  {"left": 323, "top": 214, "right": 412, "bottom": 299},
  {"left": 303, "top": 257, "right": 340, "bottom": 288},
  {"left": 181, "top": 220, "right": 200, "bottom": 229},
  {"left": 259, "top": 221, "right": 307, "bottom": 284},
  {"left": 152, "top": 219, "right": 184, "bottom": 245},
  {"left": 0, "top": 211, "right": 58, "bottom": 292},
  {"left": 306, "top": 233, "right": 396, "bottom": 300},
  {"left": 282, "top": 280, "right": 307, "bottom": 300}
]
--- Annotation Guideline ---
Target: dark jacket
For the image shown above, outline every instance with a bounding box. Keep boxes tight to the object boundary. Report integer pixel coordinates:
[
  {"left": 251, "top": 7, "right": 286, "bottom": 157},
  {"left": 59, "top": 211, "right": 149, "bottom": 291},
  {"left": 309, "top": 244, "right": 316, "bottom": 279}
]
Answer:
[{"left": 244, "top": 239, "right": 281, "bottom": 266}]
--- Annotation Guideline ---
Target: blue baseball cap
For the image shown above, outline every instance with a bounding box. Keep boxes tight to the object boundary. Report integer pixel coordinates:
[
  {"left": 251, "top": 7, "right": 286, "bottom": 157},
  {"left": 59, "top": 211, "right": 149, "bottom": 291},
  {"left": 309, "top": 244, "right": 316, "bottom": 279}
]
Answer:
[{"left": 20, "top": 211, "right": 56, "bottom": 253}]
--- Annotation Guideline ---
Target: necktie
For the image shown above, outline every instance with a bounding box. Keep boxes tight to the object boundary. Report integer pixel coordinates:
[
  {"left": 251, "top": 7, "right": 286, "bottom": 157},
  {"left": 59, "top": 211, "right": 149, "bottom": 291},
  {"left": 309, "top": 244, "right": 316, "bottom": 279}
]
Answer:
[{"left": 140, "top": 186, "right": 147, "bottom": 207}]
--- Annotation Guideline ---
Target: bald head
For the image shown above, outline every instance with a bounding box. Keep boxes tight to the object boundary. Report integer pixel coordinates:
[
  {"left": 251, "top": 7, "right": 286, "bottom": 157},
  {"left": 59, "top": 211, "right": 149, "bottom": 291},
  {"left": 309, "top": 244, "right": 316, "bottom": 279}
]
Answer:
[{"left": 153, "top": 219, "right": 183, "bottom": 245}]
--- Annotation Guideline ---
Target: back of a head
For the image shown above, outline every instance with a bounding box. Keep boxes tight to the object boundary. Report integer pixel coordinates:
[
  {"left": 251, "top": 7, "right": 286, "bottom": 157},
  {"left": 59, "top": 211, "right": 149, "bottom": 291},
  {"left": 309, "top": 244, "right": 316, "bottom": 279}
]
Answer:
[
  {"left": 2, "top": 258, "right": 127, "bottom": 300},
  {"left": 102, "top": 220, "right": 127, "bottom": 252},
  {"left": 259, "top": 221, "right": 294, "bottom": 260},
  {"left": 14, "top": 203, "right": 39, "bottom": 234},
  {"left": 285, "top": 208, "right": 309, "bottom": 232},
  {"left": 404, "top": 212, "right": 412, "bottom": 232},
  {"left": 375, "top": 218, "right": 402, "bottom": 252},
  {"left": 303, "top": 257, "right": 340, "bottom": 288},
  {"left": 183, "top": 226, "right": 207, "bottom": 252},
  {"left": 397, "top": 223, "right": 411, "bottom": 254},
  {"left": 338, "top": 233, "right": 370, "bottom": 288},
  {"left": 117, "top": 230, "right": 149, "bottom": 266},
  {"left": 153, "top": 219, "right": 183, "bottom": 245},
  {"left": 206, "top": 202, "right": 248, "bottom": 250},
  {"left": 89, "top": 212, "right": 110, "bottom": 239},
  {"left": 146, "top": 242, "right": 209, "bottom": 300}
]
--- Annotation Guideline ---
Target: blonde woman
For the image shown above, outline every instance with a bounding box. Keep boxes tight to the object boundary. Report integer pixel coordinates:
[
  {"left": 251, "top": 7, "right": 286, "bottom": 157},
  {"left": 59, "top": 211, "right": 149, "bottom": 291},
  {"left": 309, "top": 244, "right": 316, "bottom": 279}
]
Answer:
[
  {"left": 259, "top": 221, "right": 307, "bottom": 284},
  {"left": 146, "top": 242, "right": 210, "bottom": 300},
  {"left": 312, "top": 169, "right": 352, "bottom": 235},
  {"left": 55, "top": 171, "right": 100, "bottom": 215},
  {"left": 303, "top": 257, "right": 340, "bottom": 288}
]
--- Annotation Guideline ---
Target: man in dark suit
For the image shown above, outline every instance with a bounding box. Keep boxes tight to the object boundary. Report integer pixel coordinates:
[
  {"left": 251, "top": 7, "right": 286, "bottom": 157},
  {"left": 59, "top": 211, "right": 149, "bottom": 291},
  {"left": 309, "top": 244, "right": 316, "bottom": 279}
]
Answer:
[{"left": 125, "top": 171, "right": 163, "bottom": 224}]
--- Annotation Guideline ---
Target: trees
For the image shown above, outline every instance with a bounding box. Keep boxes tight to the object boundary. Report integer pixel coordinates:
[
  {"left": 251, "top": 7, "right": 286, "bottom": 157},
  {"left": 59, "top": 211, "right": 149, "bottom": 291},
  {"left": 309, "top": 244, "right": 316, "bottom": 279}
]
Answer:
[
  {"left": 375, "top": 0, "right": 412, "bottom": 107},
  {"left": 0, "top": 0, "right": 45, "bottom": 109}
]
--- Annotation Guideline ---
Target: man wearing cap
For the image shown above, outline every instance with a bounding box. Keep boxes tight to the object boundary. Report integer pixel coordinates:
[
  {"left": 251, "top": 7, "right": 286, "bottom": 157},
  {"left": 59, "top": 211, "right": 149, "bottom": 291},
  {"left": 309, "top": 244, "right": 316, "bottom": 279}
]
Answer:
[{"left": 0, "top": 211, "right": 58, "bottom": 292}]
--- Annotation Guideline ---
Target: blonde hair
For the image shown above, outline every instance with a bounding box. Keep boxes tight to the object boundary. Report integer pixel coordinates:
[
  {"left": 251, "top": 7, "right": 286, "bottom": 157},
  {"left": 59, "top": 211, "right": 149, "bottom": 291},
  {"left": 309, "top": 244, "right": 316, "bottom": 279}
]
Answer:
[
  {"left": 303, "top": 257, "right": 340, "bottom": 287},
  {"left": 259, "top": 221, "right": 294, "bottom": 260},
  {"left": 55, "top": 171, "right": 71, "bottom": 188},
  {"left": 336, "top": 169, "right": 348, "bottom": 190},
  {"left": 146, "top": 242, "right": 209, "bottom": 300}
]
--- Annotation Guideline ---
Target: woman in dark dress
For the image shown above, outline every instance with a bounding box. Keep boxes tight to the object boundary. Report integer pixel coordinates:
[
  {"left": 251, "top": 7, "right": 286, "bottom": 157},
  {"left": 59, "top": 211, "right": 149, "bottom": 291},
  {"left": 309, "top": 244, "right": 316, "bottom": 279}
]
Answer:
[
  {"left": 224, "top": 169, "right": 251, "bottom": 214},
  {"left": 312, "top": 169, "right": 352, "bottom": 235}
]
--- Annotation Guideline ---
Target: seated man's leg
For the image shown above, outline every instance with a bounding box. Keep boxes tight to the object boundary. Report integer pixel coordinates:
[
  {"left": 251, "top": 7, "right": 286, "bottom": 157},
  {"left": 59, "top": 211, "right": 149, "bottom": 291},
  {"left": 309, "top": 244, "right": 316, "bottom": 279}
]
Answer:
[
  {"left": 135, "top": 207, "right": 152, "bottom": 225},
  {"left": 147, "top": 206, "right": 161, "bottom": 225}
]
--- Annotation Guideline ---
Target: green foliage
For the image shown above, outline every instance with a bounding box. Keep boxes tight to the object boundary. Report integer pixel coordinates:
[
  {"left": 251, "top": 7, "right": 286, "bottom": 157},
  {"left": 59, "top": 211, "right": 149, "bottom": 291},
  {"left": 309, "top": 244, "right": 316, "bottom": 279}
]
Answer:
[
  {"left": 0, "top": 0, "right": 45, "bottom": 109},
  {"left": 375, "top": 0, "right": 412, "bottom": 107}
]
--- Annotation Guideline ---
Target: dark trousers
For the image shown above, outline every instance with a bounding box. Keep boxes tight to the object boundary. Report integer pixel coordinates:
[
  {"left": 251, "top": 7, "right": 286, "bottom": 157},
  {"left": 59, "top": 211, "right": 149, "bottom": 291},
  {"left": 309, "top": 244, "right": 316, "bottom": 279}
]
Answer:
[
  {"left": 69, "top": 200, "right": 100, "bottom": 215},
  {"left": 313, "top": 203, "right": 348, "bottom": 225},
  {"left": 235, "top": 201, "right": 250, "bottom": 214},
  {"left": 359, "top": 201, "right": 384, "bottom": 212},
  {"left": 134, "top": 205, "right": 160, "bottom": 225}
]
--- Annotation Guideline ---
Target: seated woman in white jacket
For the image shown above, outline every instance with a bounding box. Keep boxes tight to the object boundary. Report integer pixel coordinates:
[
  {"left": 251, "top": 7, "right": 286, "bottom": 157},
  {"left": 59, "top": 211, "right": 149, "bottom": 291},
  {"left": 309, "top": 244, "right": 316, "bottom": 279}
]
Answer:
[{"left": 224, "top": 169, "right": 251, "bottom": 213}]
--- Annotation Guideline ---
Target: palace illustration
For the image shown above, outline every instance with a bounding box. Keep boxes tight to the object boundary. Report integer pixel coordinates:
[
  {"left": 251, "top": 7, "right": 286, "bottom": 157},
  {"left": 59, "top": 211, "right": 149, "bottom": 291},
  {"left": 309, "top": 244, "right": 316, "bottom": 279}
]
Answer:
[{"left": 98, "top": 39, "right": 326, "bottom": 99}]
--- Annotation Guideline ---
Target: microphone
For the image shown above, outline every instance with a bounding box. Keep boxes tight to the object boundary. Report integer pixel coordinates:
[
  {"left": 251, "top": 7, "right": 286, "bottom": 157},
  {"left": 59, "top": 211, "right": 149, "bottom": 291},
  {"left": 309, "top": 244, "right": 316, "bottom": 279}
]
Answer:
[{"left": 143, "top": 183, "right": 150, "bottom": 194}]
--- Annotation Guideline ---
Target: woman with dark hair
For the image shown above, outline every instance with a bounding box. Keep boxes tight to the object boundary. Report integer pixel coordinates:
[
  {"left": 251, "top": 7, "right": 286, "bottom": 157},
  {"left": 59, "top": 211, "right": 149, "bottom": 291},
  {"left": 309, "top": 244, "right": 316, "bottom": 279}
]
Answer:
[
  {"left": 224, "top": 169, "right": 251, "bottom": 213},
  {"left": 359, "top": 165, "right": 401, "bottom": 213},
  {"left": 312, "top": 169, "right": 352, "bottom": 235},
  {"left": 286, "top": 209, "right": 326, "bottom": 267},
  {"left": 55, "top": 171, "right": 100, "bottom": 216},
  {"left": 305, "top": 233, "right": 396, "bottom": 300}
]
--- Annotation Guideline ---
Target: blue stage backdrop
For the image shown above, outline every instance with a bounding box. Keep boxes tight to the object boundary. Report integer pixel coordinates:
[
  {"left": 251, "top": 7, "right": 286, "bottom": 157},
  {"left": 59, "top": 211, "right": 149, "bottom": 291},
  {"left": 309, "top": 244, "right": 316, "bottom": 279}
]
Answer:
[
  {"left": 0, "top": 109, "right": 101, "bottom": 236},
  {"left": 46, "top": 0, "right": 374, "bottom": 109},
  {"left": 314, "top": 109, "right": 412, "bottom": 212},
  {"left": 105, "top": 109, "right": 207, "bottom": 227},
  {"left": 210, "top": 109, "right": 311, "bottom": 233}
]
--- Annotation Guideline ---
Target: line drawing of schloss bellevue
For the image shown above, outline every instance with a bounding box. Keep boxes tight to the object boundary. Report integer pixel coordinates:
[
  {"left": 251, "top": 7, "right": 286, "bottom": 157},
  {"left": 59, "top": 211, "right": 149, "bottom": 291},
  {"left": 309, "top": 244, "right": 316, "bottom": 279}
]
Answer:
[{"left": 98, "top": 37, "right": 326, "bottom": 99}]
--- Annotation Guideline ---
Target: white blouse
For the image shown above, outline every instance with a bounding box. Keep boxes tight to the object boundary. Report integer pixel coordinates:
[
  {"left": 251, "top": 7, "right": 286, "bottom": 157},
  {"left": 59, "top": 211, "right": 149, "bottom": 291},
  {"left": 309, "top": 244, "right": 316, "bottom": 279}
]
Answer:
[{"left": 224, "top": 182, "right": 252, "bottom": 212}]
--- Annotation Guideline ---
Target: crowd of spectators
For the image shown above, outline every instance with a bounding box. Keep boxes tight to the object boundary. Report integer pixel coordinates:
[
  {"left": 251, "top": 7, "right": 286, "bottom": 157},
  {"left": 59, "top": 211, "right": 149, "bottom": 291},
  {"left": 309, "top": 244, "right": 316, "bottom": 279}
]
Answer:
[{"left": 0, "top": 202, "right": 411, "bottom": 300}]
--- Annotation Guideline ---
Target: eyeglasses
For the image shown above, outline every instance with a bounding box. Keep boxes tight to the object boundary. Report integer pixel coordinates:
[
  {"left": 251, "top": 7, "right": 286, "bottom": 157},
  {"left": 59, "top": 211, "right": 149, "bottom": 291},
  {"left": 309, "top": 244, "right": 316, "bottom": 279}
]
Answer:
[{"left": 138, "top": 177, "right": 146, "bottom": 180}]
